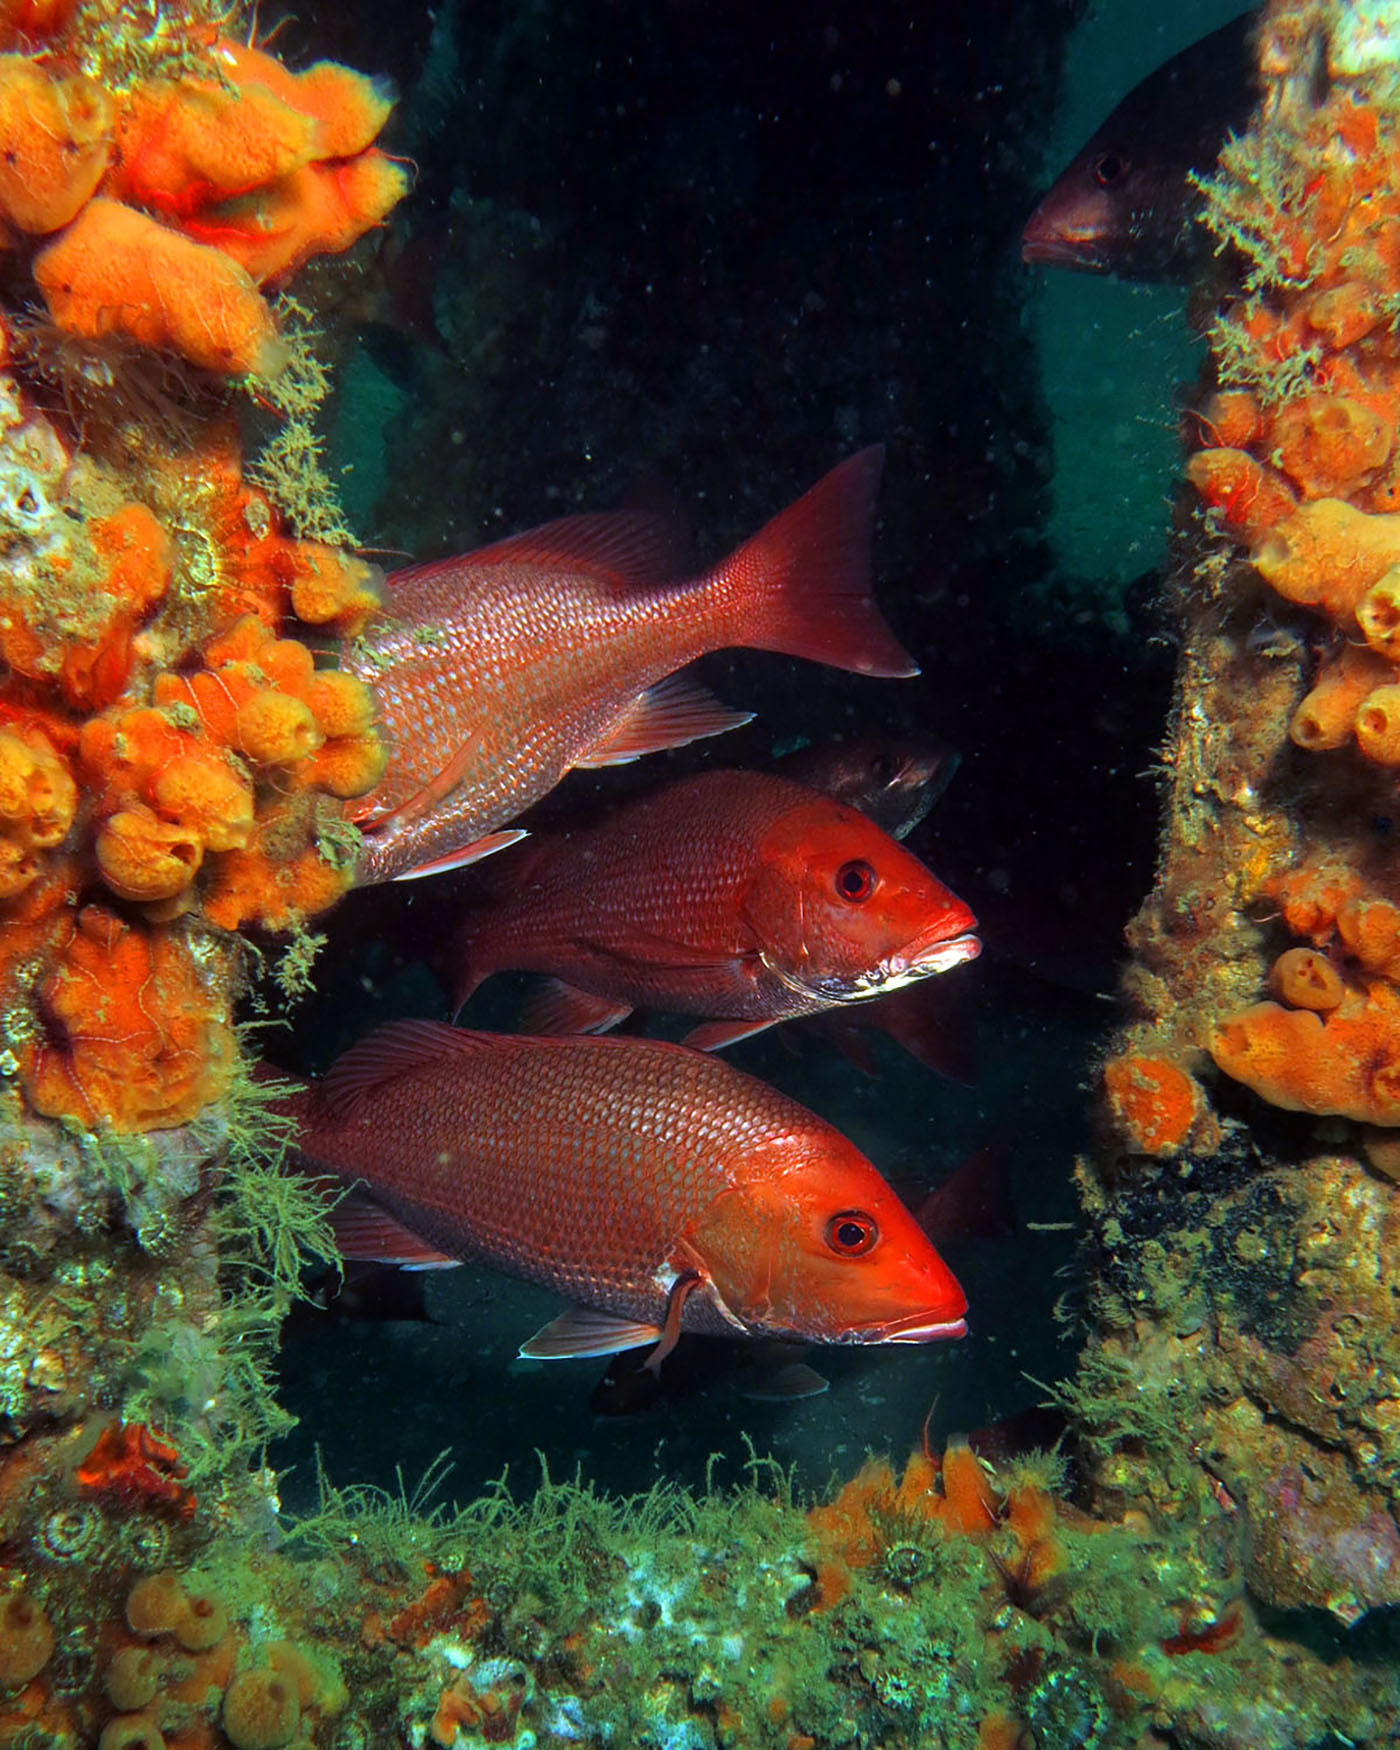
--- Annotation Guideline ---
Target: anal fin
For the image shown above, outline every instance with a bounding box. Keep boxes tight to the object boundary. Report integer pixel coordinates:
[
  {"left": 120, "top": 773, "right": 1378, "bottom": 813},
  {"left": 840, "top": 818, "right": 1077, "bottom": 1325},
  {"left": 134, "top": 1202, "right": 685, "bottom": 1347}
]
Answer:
[
  {"left": 519, "top": 1305, "right": 665, "bottom": 1361},
  {"left": 330, "top": 1189, "right": 460, "bottom": 1270}
]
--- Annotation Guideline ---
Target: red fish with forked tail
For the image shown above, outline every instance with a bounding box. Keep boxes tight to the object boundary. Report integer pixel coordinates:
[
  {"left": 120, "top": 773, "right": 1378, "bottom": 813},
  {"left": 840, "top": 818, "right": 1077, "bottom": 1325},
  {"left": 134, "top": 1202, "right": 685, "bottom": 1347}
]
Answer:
[
  {"left": 278, "top": 1020, "right": 968, "bottom": 1366},
  {"left": 346, "top": 448, "right": 914, "bottom": 884},
  {"left": 448, "top": 768, "right": 979, "bottom": 1050}
]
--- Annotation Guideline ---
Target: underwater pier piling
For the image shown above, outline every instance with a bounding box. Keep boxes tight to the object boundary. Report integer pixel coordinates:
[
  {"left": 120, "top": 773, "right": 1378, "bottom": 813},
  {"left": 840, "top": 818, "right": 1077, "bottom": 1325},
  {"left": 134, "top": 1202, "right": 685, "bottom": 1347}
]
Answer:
[
  {"left": 0, "top": 0, "right": 1398, "bottom": 1745},
  {"left": 1090, "top": 0, "right": 1400, "bottom": 1675}
]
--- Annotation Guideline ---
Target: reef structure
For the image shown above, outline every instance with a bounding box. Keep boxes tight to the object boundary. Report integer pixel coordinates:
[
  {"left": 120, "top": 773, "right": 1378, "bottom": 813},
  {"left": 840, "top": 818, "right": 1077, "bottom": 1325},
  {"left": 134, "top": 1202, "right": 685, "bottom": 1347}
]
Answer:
[
  {"left": 8, "top": 4, "right": 1400, "bottom": 1750},
  {"left": 1087, "top": 0, "right": 1400, "bottom": 1706},
  {"left": 0, "top": 0, "right": 402, "bottom": 1134}
]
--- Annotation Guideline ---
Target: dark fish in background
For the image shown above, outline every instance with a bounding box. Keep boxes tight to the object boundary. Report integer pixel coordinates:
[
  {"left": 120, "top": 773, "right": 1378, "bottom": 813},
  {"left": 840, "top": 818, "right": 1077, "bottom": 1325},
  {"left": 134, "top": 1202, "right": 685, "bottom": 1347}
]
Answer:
[
  {"left": 1021, "top": 11, "right": 1258, "bottom": 281},
  {"left": 771, "top": 738, "right": 959, "bottom": 841}
]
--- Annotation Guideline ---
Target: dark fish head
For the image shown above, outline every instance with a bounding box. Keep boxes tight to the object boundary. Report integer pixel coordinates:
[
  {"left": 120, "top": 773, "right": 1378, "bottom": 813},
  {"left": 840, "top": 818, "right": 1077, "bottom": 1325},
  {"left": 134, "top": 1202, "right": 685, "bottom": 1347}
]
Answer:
[
  {"left": 1023, "top": 11, "right": 1259, "bottom": 283},
  {"left": 772, "top": 737, "right": 959, "bottom": 839}
]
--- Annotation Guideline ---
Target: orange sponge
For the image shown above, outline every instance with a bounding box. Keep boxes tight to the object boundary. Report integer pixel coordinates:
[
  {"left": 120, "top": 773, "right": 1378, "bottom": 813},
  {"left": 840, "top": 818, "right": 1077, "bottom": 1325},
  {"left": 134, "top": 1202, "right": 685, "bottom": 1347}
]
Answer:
[
  {"left": 189, "top": 151, "right": 409, "bottom": 285},
  {"left": 1270, "top": 394, "right": 1393, "bottom": 501},
  {"left": 1252, "top": 498, "right": 1400, "bottom": 623},
  {"left": 28, "top": 906, "right": 235, "bottom": 1130},
  {"left": 34, "top": 198, "right": 287, "bottom": 378},
  {"left": 0, "top": 56, "right": 113, "bottom": 232},
  {"left": 108, "top": 74, "right": 319, "bottom": 218},
  {"left": 1103, "top": 1053, "right": 1203, "bottom": 1155},
  {"left": 1188, "top": 447, "right": 1298, "bottom": 543},
  {"left": 1211, "top": 982, "right": 1400, "bottom": 1124},
  {"left": 0, "top": 726, "right": 76, "bottom": 898},
  {"left": 213, "top": 41, "right": 395, "bottom": 159}
]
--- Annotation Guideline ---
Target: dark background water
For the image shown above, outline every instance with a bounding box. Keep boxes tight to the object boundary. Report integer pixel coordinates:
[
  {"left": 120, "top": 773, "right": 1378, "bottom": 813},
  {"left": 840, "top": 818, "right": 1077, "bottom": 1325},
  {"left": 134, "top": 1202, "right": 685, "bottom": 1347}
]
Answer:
[{"left": 261, "top": 0, "right": 1184, "bottom": 1510}]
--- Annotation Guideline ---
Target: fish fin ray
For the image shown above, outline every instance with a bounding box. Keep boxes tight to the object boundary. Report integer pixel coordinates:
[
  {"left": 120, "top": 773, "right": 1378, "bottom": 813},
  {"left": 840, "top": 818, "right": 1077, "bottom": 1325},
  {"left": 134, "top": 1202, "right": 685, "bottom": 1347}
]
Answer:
[
  {"left": 737, "top": 1360, "right": 830, "bottom": 1401},
  {"left": 390, "top": 509, "right": 687, "bottom": 593},
  {"left": 717, "top": 446, "right": 918, "bottom": 678},
  {"left": 682, "top": 1016, "right": 780, "bottom": 1051},
  {"left": 520, "top": 979, "right": 632, "bottom": 1036},
  {"left": 319, "top": 1019, "right": 498, "bottom": 1116},
  {"left": 395, "top": 828, "right": 528, "bottom": 883},
  {"left": 519, "top": 1305, "right": 665, "bottom": 1361},
  {"left": 329, "top": 1188, "right": 460, "bottom": 1269},
  {"left": 355, "top": 724, "right": 484, "bottom": 833},
  {"left": 575, "top": 676, "right": 753, "bottom": 768}
]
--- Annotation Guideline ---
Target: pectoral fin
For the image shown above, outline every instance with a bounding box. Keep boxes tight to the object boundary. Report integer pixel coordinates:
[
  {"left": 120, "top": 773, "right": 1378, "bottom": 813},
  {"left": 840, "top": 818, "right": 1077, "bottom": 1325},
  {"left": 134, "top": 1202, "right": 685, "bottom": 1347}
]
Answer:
[
  {"left": 682, "top": 1017, "right": 780, "bottom": 1051},
  {"left": 576, "top": 676, "right": 752, "bottom": 768},
  {"left": 520, "top": 979, "right": 633, "bottom": 1036}
]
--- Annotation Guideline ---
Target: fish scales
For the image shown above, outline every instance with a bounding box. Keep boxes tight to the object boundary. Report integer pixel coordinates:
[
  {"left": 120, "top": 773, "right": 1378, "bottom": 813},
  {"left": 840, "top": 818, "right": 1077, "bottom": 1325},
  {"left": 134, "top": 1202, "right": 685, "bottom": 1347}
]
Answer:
[
  {"left": 449, "top": 768, "right": 979, "bottom": 1044},
  {"left": 283, "top": 1022, "right": 968, "bottom": 1353},
  {"left": 298, "top": 1033, "right": 803, "bottom": 1329},
  {"left": 345, "top": 450, "right": 916, "bottom": 885}
]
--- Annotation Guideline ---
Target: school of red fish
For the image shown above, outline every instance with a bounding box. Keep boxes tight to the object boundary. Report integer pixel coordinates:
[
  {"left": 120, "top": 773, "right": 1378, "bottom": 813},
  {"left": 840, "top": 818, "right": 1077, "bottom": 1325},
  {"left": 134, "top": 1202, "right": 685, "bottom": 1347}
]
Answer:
[{"left": 286, "top": 447, "right": 985, "bottom": 1370}]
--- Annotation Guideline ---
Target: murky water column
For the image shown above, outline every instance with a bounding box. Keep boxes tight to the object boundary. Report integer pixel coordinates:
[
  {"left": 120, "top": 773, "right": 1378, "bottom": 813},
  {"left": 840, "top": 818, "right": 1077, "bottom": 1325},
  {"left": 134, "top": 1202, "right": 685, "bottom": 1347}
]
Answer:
[{"left": 1087, "top": 0, "right": 1400, "bottom": 1718}]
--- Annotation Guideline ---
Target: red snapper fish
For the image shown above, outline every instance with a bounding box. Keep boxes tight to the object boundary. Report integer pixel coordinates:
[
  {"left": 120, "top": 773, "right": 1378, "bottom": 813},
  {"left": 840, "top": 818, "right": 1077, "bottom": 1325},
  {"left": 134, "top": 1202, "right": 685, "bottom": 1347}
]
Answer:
[
  {"left": 346, "top": 447, "right": 915, "bottom": 885},
  {"left": 280, "top": 1020, "right": 968, "bottom": 1363},
  {"left": 447, "top": 768, "right": 980, "bottom": 1049}
]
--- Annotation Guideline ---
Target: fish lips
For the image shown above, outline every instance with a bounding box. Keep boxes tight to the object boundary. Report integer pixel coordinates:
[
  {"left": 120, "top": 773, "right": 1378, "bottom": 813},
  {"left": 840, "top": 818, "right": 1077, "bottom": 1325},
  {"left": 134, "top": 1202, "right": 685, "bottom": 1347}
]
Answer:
[
  {"left": 884, "top": 925, "right": 981, "bottom": 983},
  {"left": 866, "top": 1308, "right": 969, "bottom": 1344},
  {"left": 779, "top": 927, "right": 981, "bottom": 1005},
  {"left": 1021, "top": 216, "right": 1113, "bottom": 273}
]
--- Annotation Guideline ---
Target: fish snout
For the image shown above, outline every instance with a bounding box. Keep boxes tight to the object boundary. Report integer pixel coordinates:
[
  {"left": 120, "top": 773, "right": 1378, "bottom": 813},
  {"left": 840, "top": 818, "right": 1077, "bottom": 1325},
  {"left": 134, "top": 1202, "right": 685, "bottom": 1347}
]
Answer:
[
  {"left": 1021, "top": 209, "right": 1111, "bottom": 272},
  {"left": 885, "top": 920, "right": 981, "bottom": 982}
]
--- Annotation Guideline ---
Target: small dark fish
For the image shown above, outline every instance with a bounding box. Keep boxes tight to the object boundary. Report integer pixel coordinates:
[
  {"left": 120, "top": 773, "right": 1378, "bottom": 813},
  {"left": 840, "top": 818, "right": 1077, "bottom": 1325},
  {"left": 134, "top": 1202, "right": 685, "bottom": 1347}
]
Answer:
[
  {"left": 1022, "top": 12, "right": 1258, "bottom": 281},
  {"left": 590, "top": 1337, "right": 828, "bottom": 1417},
  {"left": 285, "top": 1260, "right": 439, "bottom": 1337},
  {"left": 771, "top": 738, "right": 959, "bottom": 841}
]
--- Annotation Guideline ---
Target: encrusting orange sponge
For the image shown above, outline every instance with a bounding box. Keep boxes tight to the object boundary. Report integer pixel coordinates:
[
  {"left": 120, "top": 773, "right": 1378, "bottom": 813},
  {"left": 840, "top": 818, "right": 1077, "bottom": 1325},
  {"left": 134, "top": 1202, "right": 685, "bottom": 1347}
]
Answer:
[
  {"left": 1103, "top": 1053, "right": 1204, "bottom": 1156},
  {"left": 34, "top": 199, "right": 289, "bottom": 378}
]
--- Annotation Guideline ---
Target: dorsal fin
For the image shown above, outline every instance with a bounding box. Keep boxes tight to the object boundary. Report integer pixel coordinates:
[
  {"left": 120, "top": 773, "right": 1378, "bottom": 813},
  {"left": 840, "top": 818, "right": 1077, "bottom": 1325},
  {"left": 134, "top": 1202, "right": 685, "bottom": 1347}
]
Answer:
[
  {"left": 388, "top": 510, "right": 687, "bottom": 594},
  {"left": 319, "top": 1020, "right": 495, "bottom": 1117}
]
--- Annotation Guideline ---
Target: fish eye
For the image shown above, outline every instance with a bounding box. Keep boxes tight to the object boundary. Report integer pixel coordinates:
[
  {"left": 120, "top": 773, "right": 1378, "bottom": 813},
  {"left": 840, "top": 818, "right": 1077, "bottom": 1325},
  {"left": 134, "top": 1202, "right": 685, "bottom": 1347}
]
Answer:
[
  {"left": 826, "top": 1210, "right": 879, "bottom": 1256},
  {"left": 835, "top": 859, "right": 877, "bottom": 903},
  {"left": 1093, "top": 151, "right": 1128, "bottom": 187},
  {"left": 870, "top": 752, "right": 894, "bottom": 781}
]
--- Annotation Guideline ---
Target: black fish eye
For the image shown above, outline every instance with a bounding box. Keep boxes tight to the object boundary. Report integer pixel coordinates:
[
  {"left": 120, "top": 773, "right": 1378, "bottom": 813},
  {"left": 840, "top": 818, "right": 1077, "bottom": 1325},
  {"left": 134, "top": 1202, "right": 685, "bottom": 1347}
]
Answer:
[
  {"left": 871, "top": 753, "right": 894, "bottom": 781},
  {"left": 835, "top": 859, "right": 877, "bottom": 902},
  {"left": 1093, "top": 151, "right": 1128, "bottom": 187},
  {"left": 826, "top": 1211, "right": 878, "bottom": 1256}
]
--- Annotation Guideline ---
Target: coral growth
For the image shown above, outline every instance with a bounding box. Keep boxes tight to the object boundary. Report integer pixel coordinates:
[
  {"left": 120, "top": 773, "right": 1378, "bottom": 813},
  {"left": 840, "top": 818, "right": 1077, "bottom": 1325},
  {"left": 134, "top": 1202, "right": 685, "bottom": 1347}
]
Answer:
[
  {"left": 1084, "top": 3, "right": 1400, "bottom": 1691},
  {"left": 0, "top": 8, "right": 402, "bottom": 1130}
]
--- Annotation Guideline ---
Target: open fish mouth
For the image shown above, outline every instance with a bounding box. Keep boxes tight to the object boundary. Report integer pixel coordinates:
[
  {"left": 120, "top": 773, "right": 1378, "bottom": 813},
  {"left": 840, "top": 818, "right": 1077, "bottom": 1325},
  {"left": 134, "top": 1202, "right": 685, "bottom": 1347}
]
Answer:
[{"left": 763, "top": 930, "right": 980, "bottom": 1006}]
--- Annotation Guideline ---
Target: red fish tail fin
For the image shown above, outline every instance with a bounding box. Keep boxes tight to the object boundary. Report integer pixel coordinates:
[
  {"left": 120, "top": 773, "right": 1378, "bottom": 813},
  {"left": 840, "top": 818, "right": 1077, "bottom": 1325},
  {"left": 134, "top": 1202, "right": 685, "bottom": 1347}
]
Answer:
[{"left": 713, "top": 446, "right": 918, "bottom": 679}]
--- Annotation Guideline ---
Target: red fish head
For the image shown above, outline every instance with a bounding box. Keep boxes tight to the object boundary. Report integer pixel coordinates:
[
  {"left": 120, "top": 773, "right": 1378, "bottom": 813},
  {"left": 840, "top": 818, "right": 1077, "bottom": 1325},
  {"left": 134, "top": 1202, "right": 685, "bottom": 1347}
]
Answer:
[
  {"left": 743, "top": 800, "right": 980, "bottom": 1003},
  {"left": 685, "top": 1133, "right": 968, "bottom": 1346}
]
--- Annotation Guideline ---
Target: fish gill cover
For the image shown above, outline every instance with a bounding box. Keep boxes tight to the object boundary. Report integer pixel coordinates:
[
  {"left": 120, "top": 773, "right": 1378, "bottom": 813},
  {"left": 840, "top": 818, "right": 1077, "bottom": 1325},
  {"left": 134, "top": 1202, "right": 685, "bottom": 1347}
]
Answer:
[{"left": 0, "top": 2, "right": 1398, "bottom": 1749}]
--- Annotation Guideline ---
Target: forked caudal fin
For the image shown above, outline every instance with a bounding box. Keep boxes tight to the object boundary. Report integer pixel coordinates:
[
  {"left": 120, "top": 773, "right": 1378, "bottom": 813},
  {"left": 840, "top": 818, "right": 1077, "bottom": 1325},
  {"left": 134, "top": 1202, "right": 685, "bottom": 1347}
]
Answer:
[{"left": 713, "top": 446, "right": 918, "bottom": 679}]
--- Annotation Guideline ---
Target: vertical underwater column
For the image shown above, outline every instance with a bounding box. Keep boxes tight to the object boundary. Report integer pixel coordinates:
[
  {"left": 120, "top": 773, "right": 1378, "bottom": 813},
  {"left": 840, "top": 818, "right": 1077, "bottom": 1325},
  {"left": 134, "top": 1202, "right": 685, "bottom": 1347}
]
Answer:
[
  {"left": 1091, "top": 0, "right": 1400, "bottom": 1636},
  {"left": 0, "top": 2, "right": 405, "bottom": 1737}
]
